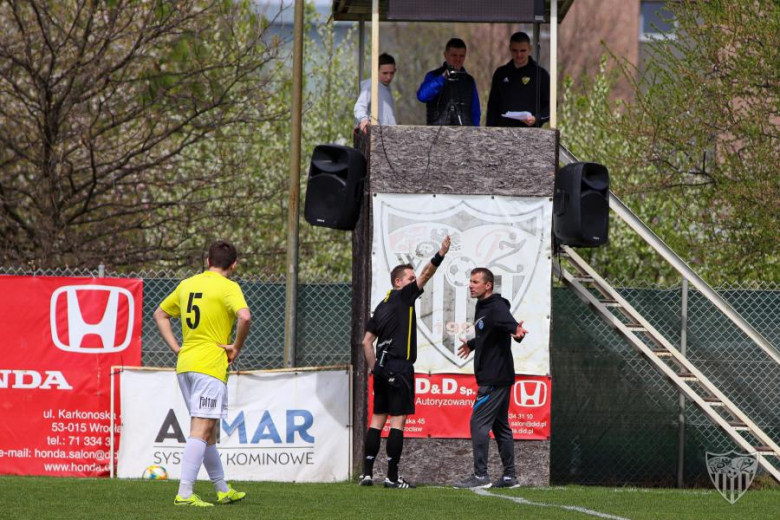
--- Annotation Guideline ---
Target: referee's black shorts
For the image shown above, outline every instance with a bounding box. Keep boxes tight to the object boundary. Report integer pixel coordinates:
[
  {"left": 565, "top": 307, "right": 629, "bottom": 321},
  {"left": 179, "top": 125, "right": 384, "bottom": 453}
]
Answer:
[{"left": 372, "top": 360, "right": 415, "bottom": 416}]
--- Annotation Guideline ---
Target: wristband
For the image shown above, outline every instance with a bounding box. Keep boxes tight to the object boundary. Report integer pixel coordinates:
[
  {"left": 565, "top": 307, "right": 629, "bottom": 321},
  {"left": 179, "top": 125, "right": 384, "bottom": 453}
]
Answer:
[{"left": 431, "top": 252, "right": 445, "bottom": 267}]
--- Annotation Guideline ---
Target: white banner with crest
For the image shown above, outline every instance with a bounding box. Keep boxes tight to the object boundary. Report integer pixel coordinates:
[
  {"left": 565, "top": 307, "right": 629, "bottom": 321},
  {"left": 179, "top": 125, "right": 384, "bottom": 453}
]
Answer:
[{"left": 371, "top": 194, "right": 551, "bottom": 376}]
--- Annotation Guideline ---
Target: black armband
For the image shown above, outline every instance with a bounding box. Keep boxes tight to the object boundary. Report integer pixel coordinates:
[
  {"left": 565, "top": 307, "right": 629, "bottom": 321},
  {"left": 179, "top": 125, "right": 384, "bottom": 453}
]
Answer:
[{"left": 431, "top": 252, "right": 445, "bottom": 267}]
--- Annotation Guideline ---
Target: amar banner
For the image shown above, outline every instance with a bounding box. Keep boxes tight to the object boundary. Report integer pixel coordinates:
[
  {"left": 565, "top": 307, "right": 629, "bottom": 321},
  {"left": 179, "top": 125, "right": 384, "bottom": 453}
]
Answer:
[
  {"left": 117, "top": 368, "right": 351, "bottom": 482},
  {"left": 0, "top": 276, "right": 143, "bottom": 477},
  {"left": 368, "top": 374, "right": 551, "bottom": 440},
  {"left": 370, "top": 194, "right": 552, "bottom": 376}
]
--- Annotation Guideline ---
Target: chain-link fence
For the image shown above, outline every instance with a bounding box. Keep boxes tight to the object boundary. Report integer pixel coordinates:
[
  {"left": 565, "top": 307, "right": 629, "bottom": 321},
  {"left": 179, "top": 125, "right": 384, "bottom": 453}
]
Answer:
[
  {"left": 2, "top": 266, "right": 778, "bottom": 486},
  {"left": 551, "top": 278, "right": 780, "bottom": 487}
]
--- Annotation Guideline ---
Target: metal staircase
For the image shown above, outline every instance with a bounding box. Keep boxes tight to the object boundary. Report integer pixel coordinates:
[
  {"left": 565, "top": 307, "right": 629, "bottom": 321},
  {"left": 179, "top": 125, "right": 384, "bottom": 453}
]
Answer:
[{"left": 555, "top": 146, "right": 780, "bottom": 481}]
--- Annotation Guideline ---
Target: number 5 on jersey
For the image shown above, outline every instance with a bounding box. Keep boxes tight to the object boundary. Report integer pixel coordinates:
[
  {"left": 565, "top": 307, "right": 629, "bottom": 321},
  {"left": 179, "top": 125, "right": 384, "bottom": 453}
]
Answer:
[{"left": 186, "top": 292, "right": 203, "bottom": 329}]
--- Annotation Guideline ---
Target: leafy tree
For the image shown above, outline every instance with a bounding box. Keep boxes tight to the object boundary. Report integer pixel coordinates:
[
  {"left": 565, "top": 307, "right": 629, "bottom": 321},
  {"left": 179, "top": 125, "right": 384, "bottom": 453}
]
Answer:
[
  {"left": 560, "top": 0, "right": 779, "bottom": 284},
  {"left": 225, "top": 4, "right": 358, "bottom": 280},
  {"left": 0, "top": 0, "right": 281, "bottom": 269}
]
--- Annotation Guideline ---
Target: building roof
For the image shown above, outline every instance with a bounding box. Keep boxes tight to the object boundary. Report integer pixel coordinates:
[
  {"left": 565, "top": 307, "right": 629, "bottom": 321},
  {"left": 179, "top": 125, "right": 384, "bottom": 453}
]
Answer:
[{"left": 331, "top": 0, "right": 576, "bottom": 22}]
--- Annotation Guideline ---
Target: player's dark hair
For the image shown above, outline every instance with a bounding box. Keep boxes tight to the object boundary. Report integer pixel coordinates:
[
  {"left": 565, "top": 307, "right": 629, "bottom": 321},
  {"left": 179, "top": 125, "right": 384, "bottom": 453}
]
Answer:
[
  {"left": 379, "top": 53, "right": 396, "bottom": 67},
  {"left": 510, "top": 31, "right": 531, "bottom": 45},
  {"left": 390, "top": 264, "right": 414, "bottom": 288},
  {"left": 471, "top": 267, "right": 494, "bottom": 288},
  {"left": 445, "top": 38, "right": 467, "bottom": 51},
  {"left": 208, "top": 240, "right": 238, "bottom": 269},
  {"left": 509, "top": 31, "right": 531, "bottom": 45}
]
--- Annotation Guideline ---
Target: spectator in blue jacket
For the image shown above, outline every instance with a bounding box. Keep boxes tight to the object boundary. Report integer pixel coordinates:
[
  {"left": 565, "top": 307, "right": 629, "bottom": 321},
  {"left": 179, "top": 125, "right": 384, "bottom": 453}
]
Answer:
[{"left": 416, "top": 38, "right": 480, "bottom": 126}]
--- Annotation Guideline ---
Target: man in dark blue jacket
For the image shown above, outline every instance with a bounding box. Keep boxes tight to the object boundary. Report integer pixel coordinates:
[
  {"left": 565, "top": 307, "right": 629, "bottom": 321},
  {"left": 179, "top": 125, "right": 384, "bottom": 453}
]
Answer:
[
  {"left": 454, "top": 267, "right": 528, "bottom": 489},
  {"left": 416, "top": 38, "right": 480, "bottom": 126}
]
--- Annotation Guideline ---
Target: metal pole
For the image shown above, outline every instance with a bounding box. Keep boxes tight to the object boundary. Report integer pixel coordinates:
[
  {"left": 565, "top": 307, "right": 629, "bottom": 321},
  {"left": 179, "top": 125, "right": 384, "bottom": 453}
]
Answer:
[
  {"left": 358, "top": 16, "right": 366, "bottom": 89},
  {"left": 677, "top": 278, "right": 689, "bottom": 488},
  {"left": 533, "top": 22, "right": 541, "bottom": 126},
  {"left": 284, "top": 0, "right": 305, "bottom": 368},
  {"left": 549, "top": 0, "right": 558, "bottom": 128},
  {"left": 370, "top": 0, "right": 379, "bottom": 124},
  {"left": 532, "top": 22, "right": 540, "bottom": 63}
]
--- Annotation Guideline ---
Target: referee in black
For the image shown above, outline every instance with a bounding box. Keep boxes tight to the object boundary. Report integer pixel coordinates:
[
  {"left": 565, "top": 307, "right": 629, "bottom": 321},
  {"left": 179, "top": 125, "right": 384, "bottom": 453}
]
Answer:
[
  {"left": 358, "top": 235, "right": 451, "bottom": 489},
  {"left": 455, "top": 267, "right": 528, "bottom": 489}
]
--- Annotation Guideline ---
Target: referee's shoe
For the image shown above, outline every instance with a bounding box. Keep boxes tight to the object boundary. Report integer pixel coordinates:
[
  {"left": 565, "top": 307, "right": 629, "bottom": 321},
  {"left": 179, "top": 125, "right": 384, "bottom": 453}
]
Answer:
[{"left": 384, "top": 477, "right": 416, "bottom": 489}]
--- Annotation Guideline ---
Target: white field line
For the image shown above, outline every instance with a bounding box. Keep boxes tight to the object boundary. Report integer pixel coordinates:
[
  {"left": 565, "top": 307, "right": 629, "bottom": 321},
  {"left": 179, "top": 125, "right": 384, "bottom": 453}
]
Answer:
[{"left": 472, "top": 488, "right": 631, "bottom": 520}]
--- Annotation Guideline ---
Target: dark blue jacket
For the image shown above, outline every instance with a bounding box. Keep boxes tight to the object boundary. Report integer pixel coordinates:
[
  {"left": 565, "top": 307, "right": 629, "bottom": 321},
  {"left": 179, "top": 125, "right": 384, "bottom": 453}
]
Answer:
[
  {"left": 417, "top": 63, "right": 481, "bottom": 126},
  {"left": 466, "top": 293, "right": 523, "bottom": 387}
]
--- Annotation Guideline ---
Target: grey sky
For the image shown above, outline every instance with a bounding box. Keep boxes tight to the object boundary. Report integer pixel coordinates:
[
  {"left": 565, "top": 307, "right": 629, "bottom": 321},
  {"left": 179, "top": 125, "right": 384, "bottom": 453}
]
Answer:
[{"left": 255, "top": 0, "right": 335, "bottom": 24}]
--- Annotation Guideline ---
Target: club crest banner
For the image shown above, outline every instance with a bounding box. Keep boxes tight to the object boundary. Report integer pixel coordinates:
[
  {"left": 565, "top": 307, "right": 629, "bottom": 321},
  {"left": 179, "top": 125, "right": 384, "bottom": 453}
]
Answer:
[{"left": 371, "top": 194, "right": 552, "bottom": 376}]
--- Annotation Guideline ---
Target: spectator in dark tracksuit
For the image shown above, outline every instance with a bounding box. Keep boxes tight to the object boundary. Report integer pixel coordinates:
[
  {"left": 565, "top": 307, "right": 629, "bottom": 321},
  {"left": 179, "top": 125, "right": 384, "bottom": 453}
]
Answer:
[
  {"left": 486, "top": 31, "right": 550, "bottom": 128},
  {"left": 454, "top": 267, "right": 528, "bottom": 489}
]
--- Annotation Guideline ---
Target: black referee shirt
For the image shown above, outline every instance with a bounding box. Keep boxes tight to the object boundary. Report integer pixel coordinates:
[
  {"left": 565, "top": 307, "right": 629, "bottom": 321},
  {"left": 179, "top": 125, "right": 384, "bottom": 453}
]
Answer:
[{"left": 366, "top": 282, "right": 423, "bottom": 364}]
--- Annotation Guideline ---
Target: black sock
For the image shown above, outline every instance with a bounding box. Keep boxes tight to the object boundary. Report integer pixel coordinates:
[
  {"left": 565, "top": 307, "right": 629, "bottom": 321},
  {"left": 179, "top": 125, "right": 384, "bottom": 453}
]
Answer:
[
  {"left": 362, "top": 427, "right": 381, "bottom": 476},
  {"left": 386, "top": 427, "right": 404, "bottom": 482}
]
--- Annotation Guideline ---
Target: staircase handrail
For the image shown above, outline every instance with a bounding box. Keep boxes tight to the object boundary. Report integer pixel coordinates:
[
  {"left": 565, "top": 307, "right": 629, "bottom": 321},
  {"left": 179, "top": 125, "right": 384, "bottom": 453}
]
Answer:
[{"left": 558, "top": 144, "right": 780, "bottom": 366}]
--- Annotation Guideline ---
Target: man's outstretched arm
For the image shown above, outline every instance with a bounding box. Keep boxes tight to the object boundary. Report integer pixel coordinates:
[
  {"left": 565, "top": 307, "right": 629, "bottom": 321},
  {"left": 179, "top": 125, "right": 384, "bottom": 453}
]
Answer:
[{"left": 416, "top": 235, "right": 451, "bottom": 290}]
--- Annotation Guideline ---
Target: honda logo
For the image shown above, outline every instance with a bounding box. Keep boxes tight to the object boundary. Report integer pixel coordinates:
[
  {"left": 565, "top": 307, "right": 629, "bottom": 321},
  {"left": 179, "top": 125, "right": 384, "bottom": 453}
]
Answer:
[
  {"left": 50, "top": 285, "right": 135, "bottom": 354},
  {"left": 513, "top": 380, "right": 547, "bottom": 408}
]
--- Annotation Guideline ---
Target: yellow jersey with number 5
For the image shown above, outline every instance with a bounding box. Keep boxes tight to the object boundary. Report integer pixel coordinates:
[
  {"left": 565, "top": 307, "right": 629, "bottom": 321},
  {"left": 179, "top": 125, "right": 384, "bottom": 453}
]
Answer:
[{"left": 159, "top": 271, "right": 248, "bottom": 383}]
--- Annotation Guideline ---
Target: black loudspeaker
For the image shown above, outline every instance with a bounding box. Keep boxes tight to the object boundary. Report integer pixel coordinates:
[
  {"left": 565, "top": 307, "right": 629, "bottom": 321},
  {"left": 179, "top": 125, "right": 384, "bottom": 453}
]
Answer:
[
  {"left": 553, "top": 162, "right": 610, "bottom": 247},
  {"left": 304, "top": 144, "right": 366, "bottom": 230}
]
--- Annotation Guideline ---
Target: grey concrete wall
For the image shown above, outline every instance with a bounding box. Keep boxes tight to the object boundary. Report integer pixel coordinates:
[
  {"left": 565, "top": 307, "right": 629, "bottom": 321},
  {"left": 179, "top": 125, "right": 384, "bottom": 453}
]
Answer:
[
  {"left": 368, "top": 439, "right": 551, "bottom": 486},
  {"left": 370, "top": 125, "right": 556, "bottom": 196}
]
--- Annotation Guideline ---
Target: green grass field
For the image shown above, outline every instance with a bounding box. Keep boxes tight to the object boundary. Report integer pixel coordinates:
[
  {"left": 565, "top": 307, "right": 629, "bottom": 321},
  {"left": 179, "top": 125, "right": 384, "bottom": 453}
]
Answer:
[{"left": 2, "top": 476, "right": 778, "bottom": 520}]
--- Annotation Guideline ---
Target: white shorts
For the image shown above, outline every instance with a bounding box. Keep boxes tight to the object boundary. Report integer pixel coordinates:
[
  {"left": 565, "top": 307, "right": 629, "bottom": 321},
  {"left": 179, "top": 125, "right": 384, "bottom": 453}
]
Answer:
[{"left": 177, "top": 372, "right": 228, "bottom": 419}]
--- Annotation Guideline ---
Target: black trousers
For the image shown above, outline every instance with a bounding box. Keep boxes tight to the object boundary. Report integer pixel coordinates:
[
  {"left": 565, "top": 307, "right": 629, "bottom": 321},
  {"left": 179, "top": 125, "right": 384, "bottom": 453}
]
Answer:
[{"left": 470, "top": 385, "right": 515, "bottom": 478}]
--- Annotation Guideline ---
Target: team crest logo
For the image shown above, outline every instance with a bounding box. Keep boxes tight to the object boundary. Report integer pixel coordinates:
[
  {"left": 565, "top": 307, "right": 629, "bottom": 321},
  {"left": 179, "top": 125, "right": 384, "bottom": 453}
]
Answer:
[
  {"left": 706, "top": 451, "right": 758, "bottom": 504},
  {"left": 377, "top": 198, "right": 545, "bottom": 368},
  {"left": 522, "top": 77, "right": 531, "bottom": 85}
]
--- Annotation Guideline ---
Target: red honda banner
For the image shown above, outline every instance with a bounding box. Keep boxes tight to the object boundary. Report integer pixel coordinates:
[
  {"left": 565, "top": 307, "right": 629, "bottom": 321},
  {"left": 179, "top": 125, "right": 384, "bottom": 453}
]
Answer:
[
  {"left": 368, "top": 373, "right": 551, "bottom": 439},
  {"left": 0, "top": 276, "right": 142, "bottom": 477}
]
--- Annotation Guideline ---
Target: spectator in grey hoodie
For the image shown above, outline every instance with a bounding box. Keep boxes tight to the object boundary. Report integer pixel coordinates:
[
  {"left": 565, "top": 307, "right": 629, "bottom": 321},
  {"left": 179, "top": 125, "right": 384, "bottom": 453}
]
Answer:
[{"left": 354, "top": 53, "right": 397, "bottom": 134}]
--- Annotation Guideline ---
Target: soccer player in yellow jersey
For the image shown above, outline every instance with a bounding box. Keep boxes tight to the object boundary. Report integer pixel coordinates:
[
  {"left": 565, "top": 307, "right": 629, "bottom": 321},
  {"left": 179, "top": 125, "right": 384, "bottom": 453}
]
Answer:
[{"left": 154, "top": 240, "right": 251, "bottom": 507}]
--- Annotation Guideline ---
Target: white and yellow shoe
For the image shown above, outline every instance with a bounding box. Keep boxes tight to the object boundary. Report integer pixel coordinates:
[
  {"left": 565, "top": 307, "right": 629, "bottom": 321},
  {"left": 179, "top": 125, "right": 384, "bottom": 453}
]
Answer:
[
  {"left": 174, "top": 493, "right": 213, "bottom": 507},
  {"left": 216, "top": 484, "right": 246, "bottom": 504}
]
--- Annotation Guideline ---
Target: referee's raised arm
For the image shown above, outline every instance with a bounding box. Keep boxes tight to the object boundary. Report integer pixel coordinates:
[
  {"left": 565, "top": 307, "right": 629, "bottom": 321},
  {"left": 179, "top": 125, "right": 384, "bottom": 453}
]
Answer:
[{"left": 416, "top": 235, "right": 451, "bottom": 290}]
